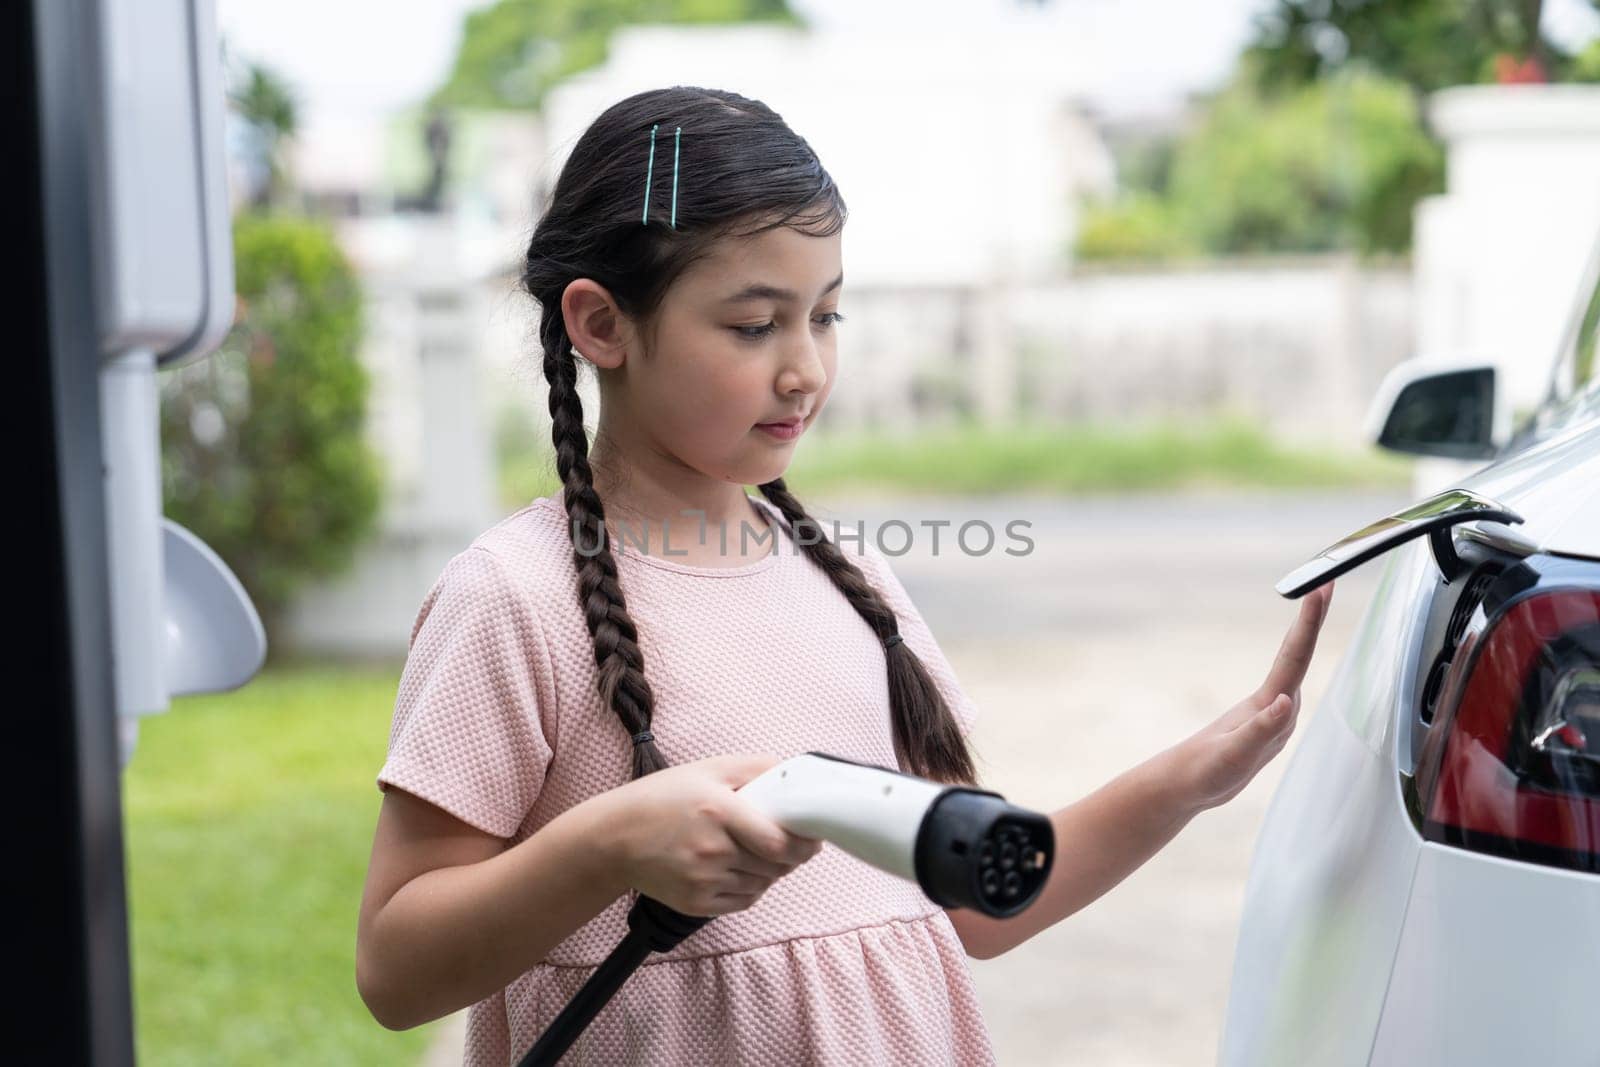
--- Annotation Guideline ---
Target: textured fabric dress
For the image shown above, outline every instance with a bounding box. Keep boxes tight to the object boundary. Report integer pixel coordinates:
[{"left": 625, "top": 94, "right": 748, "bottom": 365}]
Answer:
[{"left": 376, "top": 494, "right": 997, "bottom": 1066}]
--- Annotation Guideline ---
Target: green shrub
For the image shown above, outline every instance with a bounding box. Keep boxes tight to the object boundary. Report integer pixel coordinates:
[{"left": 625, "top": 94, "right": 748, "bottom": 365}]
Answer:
[
  {"left": 780, "top": 417, "right": 1411, "bottom": 496},
  {"left": 1574, "top": 40, "right": 1600, "bottom": 83},
  {"left": 1075, "top": 192, "right": 1200, "bottom": 263},
  {"left": 160, "top": 215, "right": 383, "bottom": 649},
  {"left": 1169, "top": 71, "right": 1444, "bottom": 257},
  {"left": 1079, "top": 70, "right": 1444, "bottom": 262}
]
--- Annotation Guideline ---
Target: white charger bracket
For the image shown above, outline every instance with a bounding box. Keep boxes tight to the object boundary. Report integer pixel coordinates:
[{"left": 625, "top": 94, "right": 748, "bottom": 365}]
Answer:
[{"left": 87, "top": 0, "right": 264, "bottom": 764}]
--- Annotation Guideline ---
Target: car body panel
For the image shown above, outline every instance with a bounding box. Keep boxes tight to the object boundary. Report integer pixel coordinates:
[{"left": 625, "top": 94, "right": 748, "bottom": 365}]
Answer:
[
  {"left": 1224, "top": 428, "right": 1600, "bottom": 1065},
  {"left": 1216, "top": 702, "right": 1422, "bottom": 1067},
  {"left": 1450, "top": 414, "right": 1600, "bottom": 563},
  {"left": 1368, "top": 844, "right": 1600, "bottom": 1064},
  {"left": 1218, "top": 543, "right": 1435, "bottom": 1067},
  {"left": 1223, "top": 230, "right": 1600, "bottom": 1065}
]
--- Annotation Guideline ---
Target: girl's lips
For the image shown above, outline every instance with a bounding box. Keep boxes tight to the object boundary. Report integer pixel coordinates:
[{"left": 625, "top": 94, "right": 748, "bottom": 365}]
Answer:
[{"left": 756, "top": 418, "right": 804, "bottom": 440}]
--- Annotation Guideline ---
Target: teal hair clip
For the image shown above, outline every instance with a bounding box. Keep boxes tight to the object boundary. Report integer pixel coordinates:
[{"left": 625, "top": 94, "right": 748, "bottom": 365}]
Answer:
[{"left": 641, "top": 124, "right": 682, "bottom": 229}]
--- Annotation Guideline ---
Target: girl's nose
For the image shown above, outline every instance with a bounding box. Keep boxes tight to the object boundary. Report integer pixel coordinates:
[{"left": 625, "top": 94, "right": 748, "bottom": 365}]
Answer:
[{"left": 778, "top": 330, "right": 828, "bottom": 396}]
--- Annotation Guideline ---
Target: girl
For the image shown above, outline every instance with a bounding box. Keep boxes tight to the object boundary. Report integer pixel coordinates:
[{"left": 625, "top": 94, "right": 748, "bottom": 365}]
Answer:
[{"left": 355, "top": 86, "right": 1334, "bottom": 1065}]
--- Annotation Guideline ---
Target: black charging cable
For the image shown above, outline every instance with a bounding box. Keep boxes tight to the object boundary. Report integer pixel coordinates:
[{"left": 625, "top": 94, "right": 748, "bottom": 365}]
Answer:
[{"left": 515, "top": 894, "right": 709, "bottom": 1066}]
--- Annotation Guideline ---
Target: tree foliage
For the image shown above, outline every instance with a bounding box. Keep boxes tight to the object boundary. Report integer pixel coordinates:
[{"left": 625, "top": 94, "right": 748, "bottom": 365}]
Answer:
[
  {"left": 1175, "top": 69, "right": 1442, "bottom": 254},
  {"left": 1246, "top": 0, "right": 1600, "bottom": 98},
  {"left": 1074, "top": 192, "right": 1200, "bottom": 263},
  {"left": 1574, "top": 36, "right": 1600, "bottom": 80},
  {"left": 228, "top": 61, "right": 299, "bottom": 210},
  {"left": 1078, "top": 69, "right": 1443, "bottom": 261},
  {"left": 160, "top": 216, "right": 383, "bottom": 648},
  {"left": 432, "top": 0, "right": 801, "bottom": 110}
]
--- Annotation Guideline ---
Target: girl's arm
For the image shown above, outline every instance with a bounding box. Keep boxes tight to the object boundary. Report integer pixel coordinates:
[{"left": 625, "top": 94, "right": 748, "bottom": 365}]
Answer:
[
  {"left": 356, "top": 783, "right": 633, "bottom": 1031},
  {"left": 356, "top": 752, "right": 821, "bottom": 1031},
  {"left": 946, "top": 583, "right": 1333, "bottom": 961},
  {"left": 944, "top": 742, "right": 1203, "bottom": 960}
]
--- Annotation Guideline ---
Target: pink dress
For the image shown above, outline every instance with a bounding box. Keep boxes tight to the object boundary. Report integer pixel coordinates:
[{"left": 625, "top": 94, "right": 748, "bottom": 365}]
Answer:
[{"left": 376, "top": 494, "right": 996, "bottom": 1066}]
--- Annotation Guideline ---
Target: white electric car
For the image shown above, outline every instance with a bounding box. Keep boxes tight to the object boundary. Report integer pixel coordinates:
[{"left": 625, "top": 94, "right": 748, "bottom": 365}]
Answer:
[{"left": 1218, "top": 240, "right": 1600, "bottom": 1066}]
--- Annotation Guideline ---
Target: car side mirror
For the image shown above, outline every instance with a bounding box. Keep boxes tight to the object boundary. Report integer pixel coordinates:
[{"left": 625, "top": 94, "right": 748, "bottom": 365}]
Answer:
[{"left": 1364, "top": 361, "right": 1505, "bottom": 461}]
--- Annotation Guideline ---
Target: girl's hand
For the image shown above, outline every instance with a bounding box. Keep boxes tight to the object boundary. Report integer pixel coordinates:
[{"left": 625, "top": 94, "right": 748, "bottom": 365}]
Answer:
[
  {"left": 605, "top": 753, "right": 824, "bottom": 917},
  {"left": 1174, "top": 582, "right": 1335, "bottom": 813}
]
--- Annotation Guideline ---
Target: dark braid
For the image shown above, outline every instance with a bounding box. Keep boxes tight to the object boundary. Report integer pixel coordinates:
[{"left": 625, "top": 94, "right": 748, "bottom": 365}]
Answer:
[
  {"left": 539, "top": 313, "right": 666, "bottom": 780},
  {"left": 520, "top": 86, "right": 976, "bottom": 786},
  {"left": 756, "top": 479, "right": 977, "bottom": 785}
]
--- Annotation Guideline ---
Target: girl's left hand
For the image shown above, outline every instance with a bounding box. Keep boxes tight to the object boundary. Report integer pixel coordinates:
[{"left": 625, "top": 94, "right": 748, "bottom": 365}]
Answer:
[{"left": 1174, "top": 582, "right": 1335, "bottom": 813}]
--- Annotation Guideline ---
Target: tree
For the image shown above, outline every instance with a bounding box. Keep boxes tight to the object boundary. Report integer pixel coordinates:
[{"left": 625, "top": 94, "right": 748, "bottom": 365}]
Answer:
[
  {"left": 1573, "top": 35, "right": 1600, "bottom": 80},
  {"left": 1076, "top": 68, "right": 1444, "bottom": 261},
  {"left": 1247, "top": 0, "right": 1600, "bottom": 102},
  {"left": 431, "top": 0, "right": 801, "bottom": 110},
  {"left": 229, "top": 61, "right": 299, "bottom": 210},
  {"left": 1172, "top": 68, "right": 1443, "bottom": 255}
]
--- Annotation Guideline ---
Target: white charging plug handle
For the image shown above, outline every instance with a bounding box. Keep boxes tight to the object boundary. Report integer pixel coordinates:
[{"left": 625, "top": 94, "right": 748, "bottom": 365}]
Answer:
[{"left": 736, "top": 753, "right": 947, "bottom": 881}]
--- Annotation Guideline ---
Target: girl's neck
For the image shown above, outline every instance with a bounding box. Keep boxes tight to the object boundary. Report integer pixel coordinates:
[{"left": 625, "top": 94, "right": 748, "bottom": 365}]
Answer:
[{"left": 587, "top": 451, "right": 770, "bottom": 561}]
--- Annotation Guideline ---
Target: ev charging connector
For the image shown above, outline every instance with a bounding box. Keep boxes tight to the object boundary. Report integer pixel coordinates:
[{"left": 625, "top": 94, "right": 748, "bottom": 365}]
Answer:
[
  {"left": 738, "top": 752, "right": 1052, "bottom": 915},
  {"left": 518, "top": 752, "right": 1054, "bottom": 1065}
]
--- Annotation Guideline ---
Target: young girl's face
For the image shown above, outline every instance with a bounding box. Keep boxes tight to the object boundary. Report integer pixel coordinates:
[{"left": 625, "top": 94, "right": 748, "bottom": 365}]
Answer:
[{"left": 611, "top": 221, "right": 843, "bottom": 489}]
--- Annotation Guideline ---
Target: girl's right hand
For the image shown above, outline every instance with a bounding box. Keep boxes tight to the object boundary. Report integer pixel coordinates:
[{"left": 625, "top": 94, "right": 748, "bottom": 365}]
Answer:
[
  {"left": 606, "top": 753, "right": 823, "bottom": 918},
  {"left": 1173, "top": 582, "right": 1334, "bottom": 812}
]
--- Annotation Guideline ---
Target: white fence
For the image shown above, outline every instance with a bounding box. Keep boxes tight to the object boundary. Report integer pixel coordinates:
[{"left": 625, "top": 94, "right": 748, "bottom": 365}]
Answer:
[{"left": 809, "top": 257, "right": 1413, "bottom": 446}]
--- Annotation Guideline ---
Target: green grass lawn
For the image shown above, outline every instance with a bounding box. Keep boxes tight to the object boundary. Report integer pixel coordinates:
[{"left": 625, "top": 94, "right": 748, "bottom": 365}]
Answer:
[
  {"left": 497, "top": 415, "right": 1410, "bottom": 509},
  {"left": 779, "top": 418, "right": 1412, "bottom": 495},
  {"left": 122, "top": 663, "right": 440, "bottom": 1066}
]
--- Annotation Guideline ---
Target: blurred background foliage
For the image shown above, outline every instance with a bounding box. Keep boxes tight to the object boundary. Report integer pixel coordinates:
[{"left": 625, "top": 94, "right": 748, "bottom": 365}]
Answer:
[
  {"left": 1079, "top": 67, "right": 1443, "bottom": 260},
  {"left": 159, "top": 214, "right": 383, "bottom": 652},
  {"left": 1247, "top": 0, "right": 1600, "bottom": 95},
  {"left": 228, "top": 59, "right": 299, "bottom": 210},
  {"left": 1078, "top": 0, "right": 1600, "bottom": 264},
  {"left": 430, "top": 0, "right": 801, "bottom": 109}
]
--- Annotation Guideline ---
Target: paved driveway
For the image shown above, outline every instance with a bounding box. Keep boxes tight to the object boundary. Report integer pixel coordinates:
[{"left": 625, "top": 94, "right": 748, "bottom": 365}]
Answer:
[{"left": 827, "top": 490, "right": 1406, "bottom": 1066}]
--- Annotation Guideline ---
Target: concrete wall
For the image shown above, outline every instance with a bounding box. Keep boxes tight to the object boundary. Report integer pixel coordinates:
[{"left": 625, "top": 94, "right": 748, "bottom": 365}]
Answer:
[
  {"left": 755, "top": 258, "right": 1413, "bottom": 448},
  {"left": 1012, "top": 259, "right": 1412, "bottom": 443}
]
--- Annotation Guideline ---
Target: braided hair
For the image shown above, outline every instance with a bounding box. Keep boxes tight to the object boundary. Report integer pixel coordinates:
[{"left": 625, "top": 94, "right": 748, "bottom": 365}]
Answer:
[{"left": 520, "top": 86, "right": 976, "bottom": 786}]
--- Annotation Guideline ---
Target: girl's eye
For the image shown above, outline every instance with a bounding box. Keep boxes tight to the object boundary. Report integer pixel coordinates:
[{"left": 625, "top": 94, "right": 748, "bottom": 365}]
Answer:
[{"left": 732, "top": 313, "right": 846, "bottom": 341}]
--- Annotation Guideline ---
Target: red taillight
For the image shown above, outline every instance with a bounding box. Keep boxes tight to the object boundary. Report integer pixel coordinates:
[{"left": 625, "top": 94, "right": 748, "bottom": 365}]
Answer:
[{"left": 1420, "top": 588, "right": 1600, "bottom": 873}]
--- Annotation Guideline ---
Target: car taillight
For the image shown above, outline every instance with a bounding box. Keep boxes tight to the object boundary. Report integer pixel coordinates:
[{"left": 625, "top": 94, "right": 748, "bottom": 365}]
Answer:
[{"left": 1418, "top": 588, "right": 1600, "bottom": 873}]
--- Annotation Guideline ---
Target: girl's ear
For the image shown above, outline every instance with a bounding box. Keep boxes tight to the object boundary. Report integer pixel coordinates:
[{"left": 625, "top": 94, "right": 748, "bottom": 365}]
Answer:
[{"left": 561, "top": 278, "right": 634, "bottom": 369}]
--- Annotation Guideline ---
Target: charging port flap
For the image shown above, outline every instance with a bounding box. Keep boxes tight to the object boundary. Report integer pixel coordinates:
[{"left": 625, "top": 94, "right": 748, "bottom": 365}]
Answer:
[{"left": 1275, "top": 488, "right": 1526, "bottom": 599}]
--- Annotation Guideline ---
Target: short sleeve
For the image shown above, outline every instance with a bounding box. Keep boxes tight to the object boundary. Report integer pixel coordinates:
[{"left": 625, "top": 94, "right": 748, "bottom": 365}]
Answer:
[
  {"left": 855, "top": 540, "right": 981, "bottom": 739},
  {"left": 376, "top": 546, "right": 554, "bottom": 838}
]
